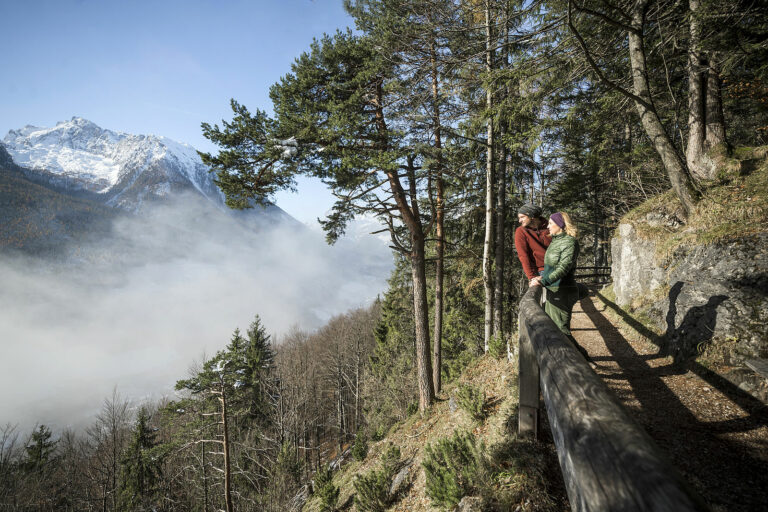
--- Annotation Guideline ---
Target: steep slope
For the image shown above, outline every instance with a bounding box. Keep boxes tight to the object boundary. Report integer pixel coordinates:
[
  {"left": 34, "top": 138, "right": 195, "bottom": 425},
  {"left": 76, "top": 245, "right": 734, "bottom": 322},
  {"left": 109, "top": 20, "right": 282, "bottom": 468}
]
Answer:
[{"left": 301, "top": 356, "right": 568, "bottom": 512}]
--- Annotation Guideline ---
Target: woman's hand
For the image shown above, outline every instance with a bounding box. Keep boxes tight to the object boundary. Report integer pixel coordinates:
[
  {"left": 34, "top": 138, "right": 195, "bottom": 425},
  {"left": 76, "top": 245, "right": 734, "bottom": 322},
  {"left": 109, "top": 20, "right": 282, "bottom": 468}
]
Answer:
[{"left": 530, "top": 276, "right": 542, "bottom": 287}]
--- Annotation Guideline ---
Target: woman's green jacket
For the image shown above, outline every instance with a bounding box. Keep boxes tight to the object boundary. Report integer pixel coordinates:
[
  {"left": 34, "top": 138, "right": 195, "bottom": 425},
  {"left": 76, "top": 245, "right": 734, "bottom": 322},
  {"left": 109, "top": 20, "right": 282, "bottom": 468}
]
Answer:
[{"left": 540, "top": 233, "right": 579, "bottom": 290}]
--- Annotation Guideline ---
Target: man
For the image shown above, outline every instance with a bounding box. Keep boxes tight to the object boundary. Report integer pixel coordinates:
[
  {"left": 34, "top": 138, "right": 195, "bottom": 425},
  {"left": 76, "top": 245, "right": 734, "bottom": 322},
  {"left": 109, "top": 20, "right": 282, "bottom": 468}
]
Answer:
[{"left": 514, "top": 203, "right": 551, "bottom": 286}]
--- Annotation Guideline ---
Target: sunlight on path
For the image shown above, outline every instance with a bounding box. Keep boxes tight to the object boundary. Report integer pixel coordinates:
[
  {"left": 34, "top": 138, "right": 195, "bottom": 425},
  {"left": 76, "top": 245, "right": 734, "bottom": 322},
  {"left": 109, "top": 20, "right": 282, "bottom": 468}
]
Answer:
[{"left": 569, "top": 292, "right": 768, "bottom": 512}]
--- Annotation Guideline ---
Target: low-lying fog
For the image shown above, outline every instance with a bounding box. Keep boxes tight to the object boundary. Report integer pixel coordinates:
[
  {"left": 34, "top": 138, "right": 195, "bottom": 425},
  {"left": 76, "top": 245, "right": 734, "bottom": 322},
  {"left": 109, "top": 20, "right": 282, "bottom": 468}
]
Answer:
[{"left": 0, "top": 196, "right": 392, "bottom": 432}]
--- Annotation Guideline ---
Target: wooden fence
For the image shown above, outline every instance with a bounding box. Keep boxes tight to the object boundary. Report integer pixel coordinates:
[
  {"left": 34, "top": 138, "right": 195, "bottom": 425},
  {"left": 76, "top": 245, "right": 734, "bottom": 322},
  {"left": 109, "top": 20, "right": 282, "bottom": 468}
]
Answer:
[
  {"left": 574, "top": 265, "right": 612, "bottom": 284},
  {"left": 517, "top": 285, "right": 709, "bottom": 511}
]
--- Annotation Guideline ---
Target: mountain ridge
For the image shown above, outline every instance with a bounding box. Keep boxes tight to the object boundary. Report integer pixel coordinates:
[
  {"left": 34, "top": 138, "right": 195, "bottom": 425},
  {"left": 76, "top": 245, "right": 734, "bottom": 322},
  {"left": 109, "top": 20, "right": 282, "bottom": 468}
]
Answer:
[
  {"left": 3, "top": 117, "right": 223, "bottom": 211},
  {"left": 0, "top": 118, "right": 301, "bottom": 255}
]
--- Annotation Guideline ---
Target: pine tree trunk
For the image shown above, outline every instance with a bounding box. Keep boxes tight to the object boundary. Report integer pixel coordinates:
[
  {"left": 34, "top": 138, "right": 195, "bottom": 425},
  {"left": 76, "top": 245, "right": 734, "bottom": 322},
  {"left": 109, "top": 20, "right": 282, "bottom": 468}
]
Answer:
[
  {"left": 355, "top": 337, "right": 361, "bottom": 431},
  {"left": 628, "top": 4, "right": 699, "bottom": 218},
  {"left": 494, "top": 7, "right": 510, "bottom": 341},
  {"left": 376, "top": 78, "right": 433, "bottom": 411},
  {"left": 593, "top": 169, "right": 601, "bottom": 267},
  {"left": 686, "top": 0, "right": 708, "bottom": 181},
  {"left": 337, "top": 364, "right": 344, "bottom": 452},
  {"left": 405, "top": 155, "right": 435, "bottom": 412},
  {"left": 202, "top": 440, "right": 209, "bottom": 512},
  {"left": 483, "top": 0, "right": 495, "bottom": 353},
  {"left": 411, "top": 230, "right": 434, "bottom": 412},
  {"left": 431, "top": 40, "right": 444, "bottom": 394},
  {"left": 706, "top": 57, "right": 727, "bottom": 151},
  {"left": 220, "top": 387, "right": 233, "bottom": 512},
  {"left": 384, "top": 159, "right": 435, "bottom": 412},
  {"left": 494, "top": 143, "right": 506, "bottom": 339}
]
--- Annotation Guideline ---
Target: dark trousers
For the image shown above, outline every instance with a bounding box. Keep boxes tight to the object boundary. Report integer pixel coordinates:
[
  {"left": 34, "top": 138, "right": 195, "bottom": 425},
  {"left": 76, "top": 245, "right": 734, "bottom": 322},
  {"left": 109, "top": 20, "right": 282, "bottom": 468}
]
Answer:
[
  {"left": 544, "top": 285, "right": 579, "bottom": 336},
  {"left": 545, "top": 284, "right": 592, "bottom": 362}
]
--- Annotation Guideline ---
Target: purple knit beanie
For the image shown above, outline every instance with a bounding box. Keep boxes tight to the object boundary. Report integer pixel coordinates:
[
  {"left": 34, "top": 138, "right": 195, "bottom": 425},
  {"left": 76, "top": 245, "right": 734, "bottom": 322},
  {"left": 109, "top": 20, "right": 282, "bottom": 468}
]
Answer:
[{"left": 550, "top": 212, "right": 566, "bottom": 229}]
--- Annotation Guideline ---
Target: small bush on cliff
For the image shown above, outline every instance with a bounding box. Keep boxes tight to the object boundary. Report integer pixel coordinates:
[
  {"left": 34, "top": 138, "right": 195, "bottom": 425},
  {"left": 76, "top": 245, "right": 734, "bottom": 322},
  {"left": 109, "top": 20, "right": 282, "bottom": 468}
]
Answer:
[
  {"left": 352, "top": 432, "right": 368, "bottom": 461},
  {"left": 353, "top": 444, "right": 401, "bottom": 512},
  {"left": 488, "top": 334, "right": 507, "bottom": 359},
  {"left": 456, "top": 384, "right": 486, "bottom": 422},
  {"left": 423, "top": 430, "right": 484, "bottom": 508},
  {"left": 314, "top": 464, "right": 339, "bottom": 512}
]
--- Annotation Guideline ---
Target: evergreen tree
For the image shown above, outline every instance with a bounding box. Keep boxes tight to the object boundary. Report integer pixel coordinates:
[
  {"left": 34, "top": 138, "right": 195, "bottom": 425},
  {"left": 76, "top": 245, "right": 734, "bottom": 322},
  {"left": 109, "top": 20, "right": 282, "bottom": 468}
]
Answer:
[
  {"left": 23, "top": 424, "right": 57, "bottom": 473},
  {"left": 118, "top": 407, "right": 161, "bottom": 511},
  {"left": 174, "top": 317, "right": 277, "bottom": 512},
  {"left": 202, "top": 29, "right": 437, "bottom": 411}
]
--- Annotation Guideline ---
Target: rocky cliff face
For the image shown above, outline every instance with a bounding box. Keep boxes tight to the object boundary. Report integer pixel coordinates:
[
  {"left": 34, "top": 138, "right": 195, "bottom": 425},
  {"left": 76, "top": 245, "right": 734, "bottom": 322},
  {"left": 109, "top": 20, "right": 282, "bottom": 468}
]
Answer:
[{"left": 611, "top": 222, "right": 768, "bottom": 364}]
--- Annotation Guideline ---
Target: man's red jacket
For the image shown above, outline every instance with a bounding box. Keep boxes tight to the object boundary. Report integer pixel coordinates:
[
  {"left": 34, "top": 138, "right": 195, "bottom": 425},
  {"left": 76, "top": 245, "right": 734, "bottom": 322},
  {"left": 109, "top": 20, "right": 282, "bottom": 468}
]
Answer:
[{"left": 514, "top": 220, "right": 551, "bottom": 279}]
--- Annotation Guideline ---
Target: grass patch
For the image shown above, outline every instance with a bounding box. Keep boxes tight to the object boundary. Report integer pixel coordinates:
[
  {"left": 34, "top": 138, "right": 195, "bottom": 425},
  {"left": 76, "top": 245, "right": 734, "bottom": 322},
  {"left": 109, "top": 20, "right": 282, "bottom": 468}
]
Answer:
[
  {"left": 481, "top": 436, "right": 561, "bottom": 511},
  {"left": 619, "top": 147, "right": 768, "bottom": 261}
]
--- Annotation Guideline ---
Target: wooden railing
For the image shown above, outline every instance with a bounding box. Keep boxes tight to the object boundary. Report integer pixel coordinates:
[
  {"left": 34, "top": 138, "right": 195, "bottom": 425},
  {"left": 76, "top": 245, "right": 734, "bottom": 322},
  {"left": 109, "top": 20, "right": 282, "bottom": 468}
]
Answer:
[
  {"left": 574, "top": 265, "right": 611, "bottom": 284},
  {"left": 517, "top": 286, "right": 709, "bottom": 512}
]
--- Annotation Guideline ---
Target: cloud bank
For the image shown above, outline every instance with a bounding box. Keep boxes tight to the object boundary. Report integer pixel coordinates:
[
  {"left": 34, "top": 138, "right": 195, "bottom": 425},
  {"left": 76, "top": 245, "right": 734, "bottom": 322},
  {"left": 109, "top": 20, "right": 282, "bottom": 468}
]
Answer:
[{"left": 0, "top": 196, "right": 392, "bottom": 431}]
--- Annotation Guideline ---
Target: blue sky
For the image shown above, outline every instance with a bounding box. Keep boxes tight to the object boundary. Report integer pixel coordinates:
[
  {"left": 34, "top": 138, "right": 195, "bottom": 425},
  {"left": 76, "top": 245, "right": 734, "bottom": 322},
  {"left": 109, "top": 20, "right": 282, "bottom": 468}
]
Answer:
[{"left": 0, "top": 0, "right": 355, "bottom": 224}]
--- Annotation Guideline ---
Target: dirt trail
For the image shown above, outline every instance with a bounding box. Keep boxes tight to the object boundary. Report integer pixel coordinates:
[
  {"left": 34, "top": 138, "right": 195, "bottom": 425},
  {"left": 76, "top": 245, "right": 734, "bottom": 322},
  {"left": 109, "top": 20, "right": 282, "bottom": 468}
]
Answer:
[{"left": 569, "top": 291, "right": 768, "bottom": 512}]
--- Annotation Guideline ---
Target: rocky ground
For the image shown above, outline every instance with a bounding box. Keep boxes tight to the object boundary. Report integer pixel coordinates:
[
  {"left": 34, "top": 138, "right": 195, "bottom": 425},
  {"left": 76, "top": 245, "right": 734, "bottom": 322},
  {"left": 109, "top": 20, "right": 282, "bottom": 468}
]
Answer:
[{"left": 572, "top": 290, "right": 768, "bottom": 512}]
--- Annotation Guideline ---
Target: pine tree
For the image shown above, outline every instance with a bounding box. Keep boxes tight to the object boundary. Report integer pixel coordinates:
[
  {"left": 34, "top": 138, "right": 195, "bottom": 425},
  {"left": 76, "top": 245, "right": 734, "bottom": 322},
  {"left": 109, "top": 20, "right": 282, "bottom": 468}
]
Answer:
[
  {"left": 23, "top": 425, "right": 57, "bottom": 473},
  {"left": 202, "top": 29, "right": 436, "bottom": 411},
  {"left": 118, "top": 407, "right": 161, "bottom": 511},
  {"left": 174, "top": 317, "right": 277, "bottom": 512}
]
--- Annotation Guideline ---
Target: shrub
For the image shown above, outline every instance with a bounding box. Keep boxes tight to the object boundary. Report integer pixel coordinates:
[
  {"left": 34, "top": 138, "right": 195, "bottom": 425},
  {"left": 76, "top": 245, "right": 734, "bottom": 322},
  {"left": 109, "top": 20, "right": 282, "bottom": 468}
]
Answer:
[
  {"left": 371, "top": 423, "right": 387, "bottom": 442},
  {"left": 353, "top": 467, "right": 392, "bottom": 512},
  {"left": 380, "top": 443, "right": 401, "bottom": 474},
  {"left": 423, "top": 430, "right": 484, "bottom": 509},
  {"left": 353, "top": 443, "right": 402, "bottom": 512},
  {"left": 455, "top": 383, "right": 486, "bottom": 421},
  {"left": 352, "top": 431, "right": 369, "bottom": 461},
  {"left": 314, "top": 464, "right": 339, "bottom": 512},
  {"left": 488, "top": 333, "right": 507, "bottom": 359}
]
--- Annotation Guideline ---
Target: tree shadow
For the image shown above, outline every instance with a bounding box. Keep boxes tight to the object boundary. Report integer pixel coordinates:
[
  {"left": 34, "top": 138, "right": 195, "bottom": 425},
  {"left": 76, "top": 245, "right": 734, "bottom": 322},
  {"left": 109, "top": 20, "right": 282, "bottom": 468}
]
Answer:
[
  {"left": 595, "top": 290, "right": 767, "bottom": 420},
  {"left": 663, "top": 281, "right": 729, "bottom": 363},
  {"left": 581, "top": 296, "right": 768, "bottom": 511}
]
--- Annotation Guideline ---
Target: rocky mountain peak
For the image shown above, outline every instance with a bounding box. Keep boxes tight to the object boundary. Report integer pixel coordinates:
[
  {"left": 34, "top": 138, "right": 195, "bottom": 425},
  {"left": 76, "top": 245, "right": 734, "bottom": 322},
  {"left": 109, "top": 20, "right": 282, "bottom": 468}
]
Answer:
[{"left": 2, "top": 118, "right": 222, "bottom": 210}]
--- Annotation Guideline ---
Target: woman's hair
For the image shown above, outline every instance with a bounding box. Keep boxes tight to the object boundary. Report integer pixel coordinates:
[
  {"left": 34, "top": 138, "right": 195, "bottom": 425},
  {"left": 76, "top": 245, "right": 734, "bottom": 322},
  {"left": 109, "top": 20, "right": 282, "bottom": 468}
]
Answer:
[{"left": 561, "top": 211, "right": 578, "bottom": 237}]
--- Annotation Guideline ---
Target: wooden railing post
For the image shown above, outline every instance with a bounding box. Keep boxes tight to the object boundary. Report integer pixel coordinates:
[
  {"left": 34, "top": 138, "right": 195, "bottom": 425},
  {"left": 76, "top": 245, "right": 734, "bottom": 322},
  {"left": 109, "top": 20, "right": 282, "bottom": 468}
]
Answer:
[{"left": 518, "top": 286, "right": 541, "bottom": 437}]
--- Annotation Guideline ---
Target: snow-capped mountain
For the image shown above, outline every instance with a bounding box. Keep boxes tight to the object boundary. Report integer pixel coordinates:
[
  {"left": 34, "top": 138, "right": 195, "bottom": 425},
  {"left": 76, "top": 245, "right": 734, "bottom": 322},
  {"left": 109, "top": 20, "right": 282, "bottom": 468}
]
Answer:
[{"left": 2, "top": 117, "right": 222, "bottom": 210}]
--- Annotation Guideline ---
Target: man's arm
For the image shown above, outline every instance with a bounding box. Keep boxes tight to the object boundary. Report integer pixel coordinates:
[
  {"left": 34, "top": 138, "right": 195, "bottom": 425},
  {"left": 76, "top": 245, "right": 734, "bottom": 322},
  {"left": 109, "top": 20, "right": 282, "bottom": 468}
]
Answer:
[{"left": 514, "top": 228, "right": 537, "bottom": 280}]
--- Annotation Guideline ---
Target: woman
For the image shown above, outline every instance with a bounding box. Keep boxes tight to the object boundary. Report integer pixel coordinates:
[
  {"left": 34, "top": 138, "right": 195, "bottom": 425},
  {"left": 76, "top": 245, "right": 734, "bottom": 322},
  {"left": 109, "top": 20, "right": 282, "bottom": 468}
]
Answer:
[{"left": 531, "top": 212, "right": 589, "bottom": 359}]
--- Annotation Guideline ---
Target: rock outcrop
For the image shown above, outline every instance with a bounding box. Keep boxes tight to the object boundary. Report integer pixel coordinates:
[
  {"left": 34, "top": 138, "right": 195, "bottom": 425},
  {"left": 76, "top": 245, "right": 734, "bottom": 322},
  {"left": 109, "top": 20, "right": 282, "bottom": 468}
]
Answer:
[{"left": 611, "top": 222, "right": 768, "bottom": 363}]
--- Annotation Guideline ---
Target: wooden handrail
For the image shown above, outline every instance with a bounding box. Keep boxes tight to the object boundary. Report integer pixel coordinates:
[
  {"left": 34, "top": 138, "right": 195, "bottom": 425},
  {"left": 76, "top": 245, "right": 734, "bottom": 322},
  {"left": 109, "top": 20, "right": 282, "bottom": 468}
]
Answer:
[{"left": 517, "top": 286, "right": 708, "bottom": 511}]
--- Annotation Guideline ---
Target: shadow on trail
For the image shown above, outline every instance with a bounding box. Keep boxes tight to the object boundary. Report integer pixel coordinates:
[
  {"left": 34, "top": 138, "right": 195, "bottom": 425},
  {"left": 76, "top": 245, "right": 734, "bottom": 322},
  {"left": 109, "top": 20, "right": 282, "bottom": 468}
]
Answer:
[
  {"left": 580, "top": 295, "right": 768, "bottom": 512},
  {"left": 595, "top": 290, "right": 768, "bottom": 423}
]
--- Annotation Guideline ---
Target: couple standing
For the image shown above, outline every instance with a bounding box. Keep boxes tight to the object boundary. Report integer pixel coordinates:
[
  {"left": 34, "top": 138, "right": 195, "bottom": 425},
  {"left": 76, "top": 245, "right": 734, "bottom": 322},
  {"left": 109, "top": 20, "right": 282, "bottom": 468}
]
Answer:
[{"left": 515, "top": 204, "right": 589, "bottom": 360}]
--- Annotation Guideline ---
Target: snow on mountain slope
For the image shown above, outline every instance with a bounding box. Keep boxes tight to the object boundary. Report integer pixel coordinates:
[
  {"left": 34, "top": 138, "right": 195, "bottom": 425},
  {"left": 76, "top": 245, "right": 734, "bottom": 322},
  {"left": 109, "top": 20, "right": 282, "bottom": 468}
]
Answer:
[{"left": 2, "top": 117, "right": 222, "bottom": 210}]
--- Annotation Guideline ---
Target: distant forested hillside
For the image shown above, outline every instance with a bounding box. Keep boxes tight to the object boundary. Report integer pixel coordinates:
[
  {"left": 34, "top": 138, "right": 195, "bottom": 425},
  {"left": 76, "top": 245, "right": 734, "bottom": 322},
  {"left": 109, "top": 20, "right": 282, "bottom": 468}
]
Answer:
[{"left": 0, "top": 145, "right": 115, "bottom": 256}]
